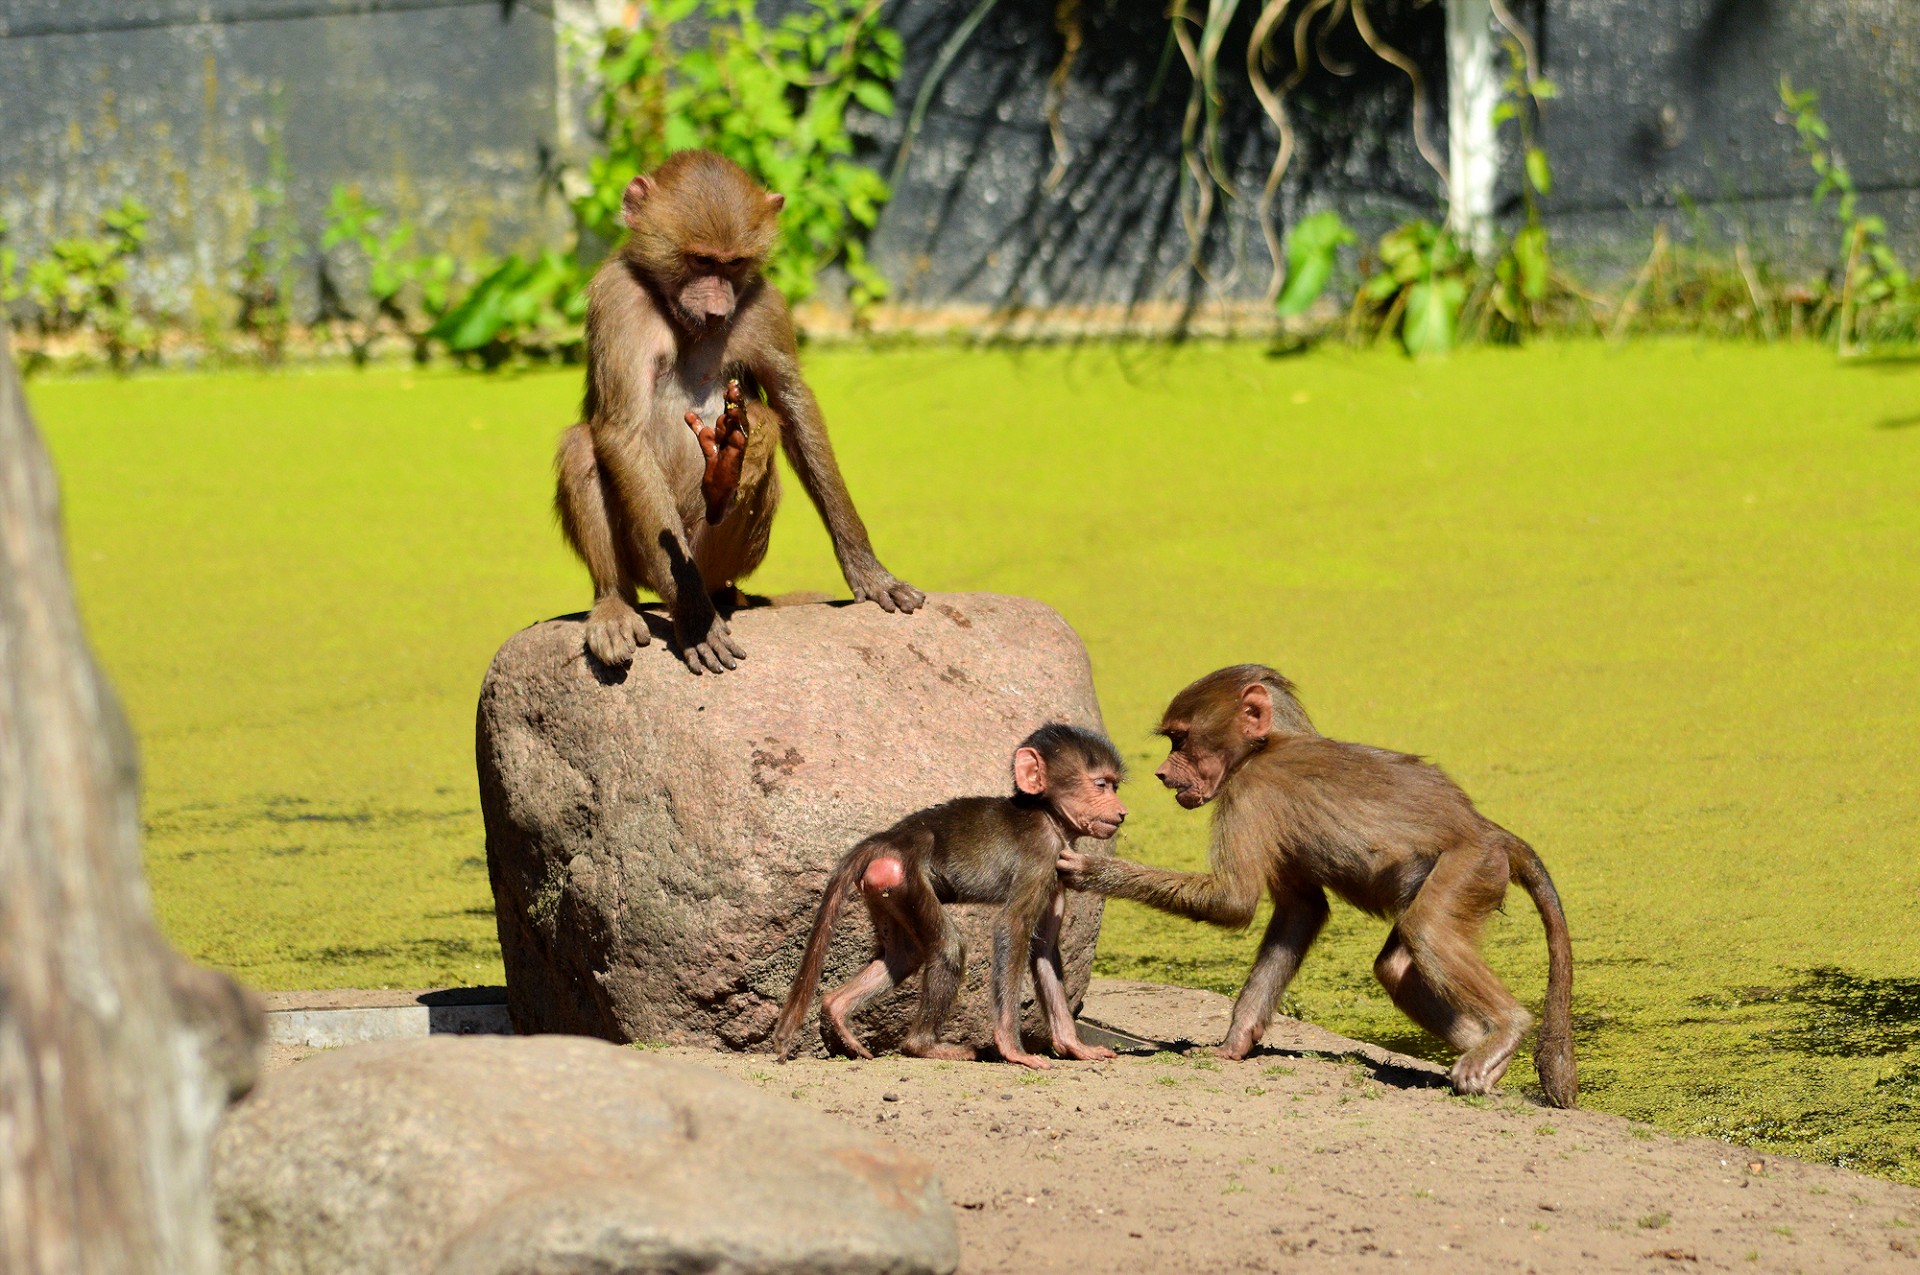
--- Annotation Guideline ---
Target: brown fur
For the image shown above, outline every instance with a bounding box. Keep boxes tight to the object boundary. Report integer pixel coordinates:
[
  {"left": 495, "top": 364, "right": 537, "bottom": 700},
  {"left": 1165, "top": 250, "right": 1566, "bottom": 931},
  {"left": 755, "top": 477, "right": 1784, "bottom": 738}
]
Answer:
[
  {"left": 555, "top": 150, "right": 921, "bottom": 674},
  {"left": 772, "top": 725, "right": 1129, "bottom": 1070},
  {"left": 1062, "top": 665, "right": 1577, "bottom": 1107}
]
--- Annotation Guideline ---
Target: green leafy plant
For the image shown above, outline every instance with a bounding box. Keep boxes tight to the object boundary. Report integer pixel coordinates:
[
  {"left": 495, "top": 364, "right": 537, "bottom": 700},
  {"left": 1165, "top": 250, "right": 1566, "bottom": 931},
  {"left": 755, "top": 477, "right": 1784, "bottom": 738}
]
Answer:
[
  {"left": 1274, "top": 211, "right": 1356, "bottom": 319},
  {"left": 1484, "top": 29, "right": 1558, "bottom": 339},
  {"left": 0, "top": 217, "right": 22, "bottom": 307},
  {"left": 429, "top": 250, "right": 587, "bottom": 369},
  {"left": 576, "top": 0, "right": 901, "bottom": 311},
  {"left": 1301, "top": 17, "right": 1564, "bottom": 356},
  {"left": 22, "top": 196, "right": 159, "bottom": 369},
  {"left": 1780, "top": 76, "right": 1917, "bottom": 352},
  {"left": 1357, "top": 220, "right": 1471, "bottom": 357},
  {"left": 236, "top": 125, "right": 305, "bottom": 363},
  {"left": 320, "top": 186, "right": 458, "bottom": 364}
]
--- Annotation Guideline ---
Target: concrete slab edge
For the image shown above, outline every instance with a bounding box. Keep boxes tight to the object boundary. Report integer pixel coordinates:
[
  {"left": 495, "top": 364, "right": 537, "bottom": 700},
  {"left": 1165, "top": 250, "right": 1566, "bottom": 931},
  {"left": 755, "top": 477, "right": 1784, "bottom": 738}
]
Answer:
[{"left": 266, "top": 1003, "right": 513, "bottom": 1048}]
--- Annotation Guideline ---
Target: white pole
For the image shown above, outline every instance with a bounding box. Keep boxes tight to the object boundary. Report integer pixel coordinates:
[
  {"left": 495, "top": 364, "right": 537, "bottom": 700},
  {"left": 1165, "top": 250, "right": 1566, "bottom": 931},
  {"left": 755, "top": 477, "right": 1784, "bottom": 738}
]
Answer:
[{"left": 1445, "top": 0, "right": 1500, "bottom": 257}]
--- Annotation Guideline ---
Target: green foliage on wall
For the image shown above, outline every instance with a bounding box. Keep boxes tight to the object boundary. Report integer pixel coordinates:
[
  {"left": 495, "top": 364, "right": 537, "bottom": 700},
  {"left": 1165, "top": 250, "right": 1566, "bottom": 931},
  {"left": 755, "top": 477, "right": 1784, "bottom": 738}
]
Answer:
[
  {"left": 320, "top": 187, "right": 459, "bottom": 365},
  {"left": 11, "top": 197, "right": 158, "bottom": 370},
  {"left": 428, "top": 0, "right": 902, "bottom": 365},
  {"left": 579, "top": 0, "right": 900, "bottom": 311},
  {"left": 1779, "top": 76, "right": 1920, "bottom": 352}
]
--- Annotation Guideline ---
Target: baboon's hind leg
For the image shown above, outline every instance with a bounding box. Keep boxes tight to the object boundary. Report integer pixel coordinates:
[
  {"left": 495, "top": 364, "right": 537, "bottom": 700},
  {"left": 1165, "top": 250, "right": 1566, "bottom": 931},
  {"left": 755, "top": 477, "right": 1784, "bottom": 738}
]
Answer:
[
  {"left": 556, "top": 423, "right": 652, "bottom": 665},
  {"left": 898, "top": 884, "right": 975, "bottom": 1062},
  {"left": 820, "top": 890, "right": 930, "bottom": 1059},
  {"left": 1375, "top": 843, "right": 1531, "bottom": 1095}
]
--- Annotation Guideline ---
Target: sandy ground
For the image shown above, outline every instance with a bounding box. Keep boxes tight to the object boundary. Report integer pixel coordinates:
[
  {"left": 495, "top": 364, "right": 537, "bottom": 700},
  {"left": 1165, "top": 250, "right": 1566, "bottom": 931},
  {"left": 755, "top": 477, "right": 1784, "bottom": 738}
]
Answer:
[{"left": 265, "top": 981, "right": 1920, "bottom": 1274}]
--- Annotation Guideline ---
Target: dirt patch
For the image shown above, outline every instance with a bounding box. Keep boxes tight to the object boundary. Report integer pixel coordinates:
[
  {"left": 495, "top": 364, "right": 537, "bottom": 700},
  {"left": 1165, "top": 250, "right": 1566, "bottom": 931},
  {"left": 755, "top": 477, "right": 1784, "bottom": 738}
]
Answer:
[{"left": 264, "top": 980, "right": 1920, "bottom": 1273}]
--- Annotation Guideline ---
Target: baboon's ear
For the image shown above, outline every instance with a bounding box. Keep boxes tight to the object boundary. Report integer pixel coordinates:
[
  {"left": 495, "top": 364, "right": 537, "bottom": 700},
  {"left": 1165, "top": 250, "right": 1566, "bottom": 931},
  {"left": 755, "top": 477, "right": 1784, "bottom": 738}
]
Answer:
[
  {"left": 1240, "top": 683, "right": 1273, "bottom": 740},
  {"left": 1013, "top": 746, "right": 1049, "bottom": 796},
  {"left": 765, "top": 191, "right": 786, "bottom": 214},
  {"left": 622, "top": 174, "right": 655, "bottom": 229}
]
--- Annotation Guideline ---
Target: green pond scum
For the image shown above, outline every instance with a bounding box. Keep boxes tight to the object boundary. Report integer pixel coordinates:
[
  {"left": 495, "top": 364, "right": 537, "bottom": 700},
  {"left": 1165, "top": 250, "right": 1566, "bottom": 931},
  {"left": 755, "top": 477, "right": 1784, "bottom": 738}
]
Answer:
[{"left": 27, "top": 339, "right": 1920, "bottom": 1185}]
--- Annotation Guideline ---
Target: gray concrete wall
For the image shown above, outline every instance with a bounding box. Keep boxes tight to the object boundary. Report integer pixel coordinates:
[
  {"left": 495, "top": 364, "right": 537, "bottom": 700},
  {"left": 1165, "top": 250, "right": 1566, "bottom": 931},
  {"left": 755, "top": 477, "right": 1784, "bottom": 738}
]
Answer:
[
  {"left": 850, "top": 0, "right": 1445, "bottom": 311},
  {"left": 0, "top": 0, "right": 567, "bottom": 326},
  {"left": 858, "top": 0, "right": 1920, "bottom": 304},
  {"left": 1539, "top": 0, "right": 1920, "bottom": 276},
  {"left": 2, "top": 0, "right": 1916, "bottom": 322}
]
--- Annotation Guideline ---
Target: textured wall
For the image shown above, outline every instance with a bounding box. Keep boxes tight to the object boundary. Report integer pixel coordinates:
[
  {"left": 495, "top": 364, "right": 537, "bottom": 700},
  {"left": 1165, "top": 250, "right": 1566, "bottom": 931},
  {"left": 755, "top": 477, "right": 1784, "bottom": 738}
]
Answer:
[
  {"left": 0, "top": 0, "right": 568, "bottom": 324},
  {"left": 1539, "top": 0, "right": 1920, "bottom": 274},
  {"left": 846, "top": 0, "right": 1445, "bottom": 310},
  {"left": 2, "top": 0, "right": 1915, "bottom": 316}
]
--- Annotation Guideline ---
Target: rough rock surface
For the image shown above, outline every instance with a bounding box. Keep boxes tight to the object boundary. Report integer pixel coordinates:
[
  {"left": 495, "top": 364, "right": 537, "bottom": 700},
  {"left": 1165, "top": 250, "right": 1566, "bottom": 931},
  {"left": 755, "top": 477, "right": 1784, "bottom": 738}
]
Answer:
[
  {"left": 1, "top": 311, "right": 262, "bottom": 1275},
  {"left": 477, "top": 593, "right": 1108, "bottom": 1054},
  {"left": 213, "top": 1034, "right": 958, "bottom": 1275}
]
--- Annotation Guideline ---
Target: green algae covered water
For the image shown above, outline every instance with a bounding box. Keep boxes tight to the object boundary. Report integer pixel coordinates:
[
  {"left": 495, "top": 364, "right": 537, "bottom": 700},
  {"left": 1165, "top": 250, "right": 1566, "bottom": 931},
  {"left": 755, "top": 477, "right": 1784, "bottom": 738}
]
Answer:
[{"left": 29, "top": 339, "right": 1920, "bottom": 1184}]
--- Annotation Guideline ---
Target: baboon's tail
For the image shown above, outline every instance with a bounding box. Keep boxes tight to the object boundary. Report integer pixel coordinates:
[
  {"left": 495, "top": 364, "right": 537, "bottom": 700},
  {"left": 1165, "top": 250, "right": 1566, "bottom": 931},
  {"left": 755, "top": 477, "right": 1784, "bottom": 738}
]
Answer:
[
  {"left": 770, "top": 844, "right": 876, "bottom": 1060},
  {"left": 1509, "top": 839, "right": 1578, "bottom": 1108}
]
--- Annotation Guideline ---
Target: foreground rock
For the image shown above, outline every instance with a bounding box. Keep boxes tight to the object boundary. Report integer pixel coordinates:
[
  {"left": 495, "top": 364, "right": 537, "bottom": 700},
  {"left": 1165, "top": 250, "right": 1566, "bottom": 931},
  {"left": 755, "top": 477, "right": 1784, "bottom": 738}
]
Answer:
[
  {"left": 214, "top": 1035, "right": 958, "bottom": 1275},
  {"left": 1, "top": 299, "right": 262, "bottom": 1275},
  {"left": 478, "top": 593, "right": 1107, "bottom": 1054}
]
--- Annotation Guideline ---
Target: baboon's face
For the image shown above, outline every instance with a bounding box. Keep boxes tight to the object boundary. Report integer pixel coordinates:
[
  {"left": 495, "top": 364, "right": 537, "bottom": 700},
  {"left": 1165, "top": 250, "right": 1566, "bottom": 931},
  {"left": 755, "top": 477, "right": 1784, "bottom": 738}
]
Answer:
[
  {"left": 1057, "top": 764, "right": 1128, "bottom": 839},
  {"left": 1154, "top": 722, "right": 1228, "bottom": 809},
  {"left": 1155, "top": 679, "right": 1275, "bottom": 808}
]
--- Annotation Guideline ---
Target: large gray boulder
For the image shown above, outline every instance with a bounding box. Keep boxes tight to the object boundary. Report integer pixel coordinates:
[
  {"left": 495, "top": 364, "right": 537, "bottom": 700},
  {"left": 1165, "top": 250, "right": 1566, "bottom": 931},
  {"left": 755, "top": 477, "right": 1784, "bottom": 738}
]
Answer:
[
  {"left": 213, "top": 1035, "right": 959, "bottom": 1275},
  {"left": 477, "top": 593, "right": 1108, "bottom": 1055}
]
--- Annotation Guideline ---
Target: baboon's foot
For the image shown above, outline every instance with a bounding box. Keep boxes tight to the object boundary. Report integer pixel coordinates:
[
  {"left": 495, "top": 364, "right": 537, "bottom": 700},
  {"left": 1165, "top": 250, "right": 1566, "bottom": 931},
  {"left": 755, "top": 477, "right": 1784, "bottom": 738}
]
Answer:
[
  {"left": 584, "top": 597, "right": 651, "bottom": 667},
  {"left": 1055, "top": 1038, "right": 1118, "bottom": 1062},
  {"left": 1449, "top": 1024, "right": 1524, "bottom": 1095},
  {"left": 819, "top": 999, "right": 874, "bottom": 1060},
  {"left": 1213, "top": 1023, "right": 1264, "bottom": 1061},
  {"left": 991, "top": 1032, "right": 1053, "bottom": 1070}
]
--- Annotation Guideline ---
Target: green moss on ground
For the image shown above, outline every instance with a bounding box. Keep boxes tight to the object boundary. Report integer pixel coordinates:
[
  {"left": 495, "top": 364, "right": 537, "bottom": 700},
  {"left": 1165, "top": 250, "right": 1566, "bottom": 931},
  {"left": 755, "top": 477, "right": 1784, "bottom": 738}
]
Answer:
[{"left": 30, "top": 340, "right": 1920, "bottom": 1185}]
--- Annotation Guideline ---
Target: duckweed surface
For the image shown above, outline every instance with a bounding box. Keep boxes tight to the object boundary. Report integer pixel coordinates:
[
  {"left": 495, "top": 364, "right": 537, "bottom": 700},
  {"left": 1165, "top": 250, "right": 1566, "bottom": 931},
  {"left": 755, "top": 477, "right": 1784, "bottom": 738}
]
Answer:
[{"left": 30, "top": 339, "right": 1920, "bottom": 1183}]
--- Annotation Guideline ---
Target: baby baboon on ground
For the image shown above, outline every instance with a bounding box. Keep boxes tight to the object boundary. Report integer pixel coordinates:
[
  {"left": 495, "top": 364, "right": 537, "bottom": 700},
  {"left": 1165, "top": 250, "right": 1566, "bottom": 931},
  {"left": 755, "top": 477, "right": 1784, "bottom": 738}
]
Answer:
[{"left": 774, "top": 725, "right": 1128, "bottom": 1069}]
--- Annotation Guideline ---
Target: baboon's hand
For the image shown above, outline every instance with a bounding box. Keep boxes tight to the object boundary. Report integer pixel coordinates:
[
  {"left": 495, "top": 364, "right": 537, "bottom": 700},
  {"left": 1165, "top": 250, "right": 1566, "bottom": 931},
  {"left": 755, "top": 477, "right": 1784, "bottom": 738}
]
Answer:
[
  {"left": 1056, "top": 849, "right": 1092, "bottom": 889},
  {"left": 676, "top": 608, "right": 746, "bottom": 675},
  {"left": 848, "top": 566, "right": 925, "bottom": 614}
]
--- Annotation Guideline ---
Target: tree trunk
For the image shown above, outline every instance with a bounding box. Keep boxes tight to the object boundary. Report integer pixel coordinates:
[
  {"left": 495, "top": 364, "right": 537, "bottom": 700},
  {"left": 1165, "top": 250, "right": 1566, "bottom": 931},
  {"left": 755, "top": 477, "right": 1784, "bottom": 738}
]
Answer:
[{"left": 0, "top": 325, "right": 263, "bottom": 1274}]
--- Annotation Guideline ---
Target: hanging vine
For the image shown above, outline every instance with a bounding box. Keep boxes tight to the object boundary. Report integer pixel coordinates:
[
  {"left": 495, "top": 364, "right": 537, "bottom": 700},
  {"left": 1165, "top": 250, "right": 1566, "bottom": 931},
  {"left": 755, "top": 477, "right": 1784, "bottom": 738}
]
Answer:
[
  {"left": 891, "top": 0, "right": 1452, "bottom": 296},
  {"left": 1228, "top": 0, "right": 1449, "bottom": 298},
  {"left": 1043, "top": 0, "right": 1085, "bottom": 192}
]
